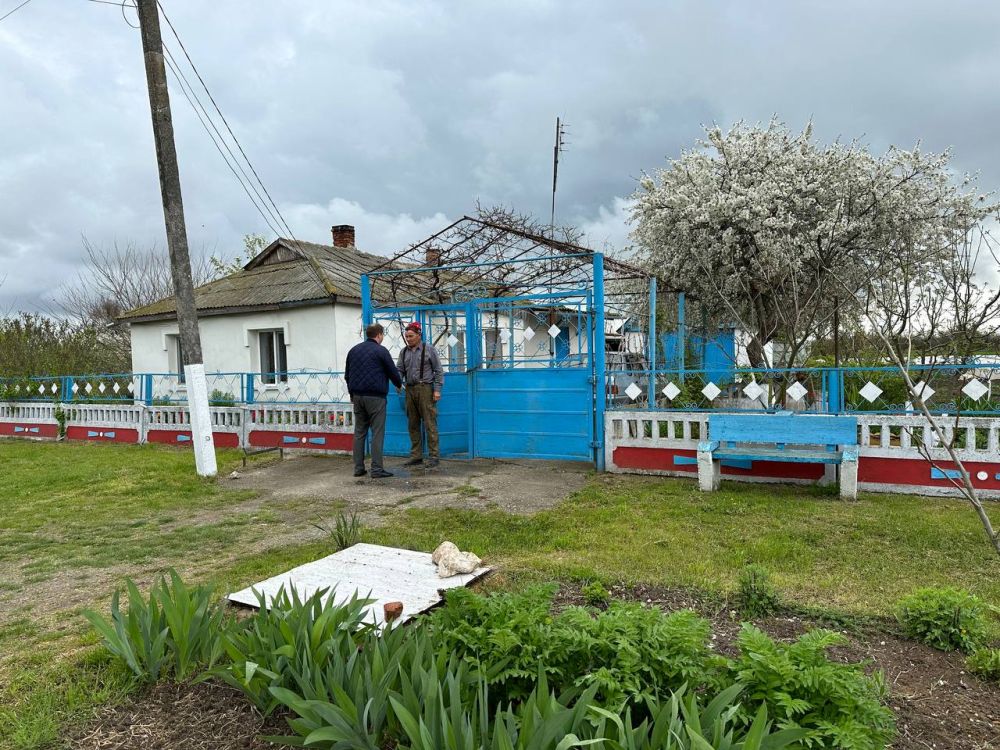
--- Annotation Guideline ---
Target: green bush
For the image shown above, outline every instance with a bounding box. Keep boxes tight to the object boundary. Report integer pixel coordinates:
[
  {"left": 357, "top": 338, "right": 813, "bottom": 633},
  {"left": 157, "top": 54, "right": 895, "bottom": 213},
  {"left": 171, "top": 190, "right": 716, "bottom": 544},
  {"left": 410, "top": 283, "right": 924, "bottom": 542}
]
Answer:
[
  {"left": 730, "top": 625, "right": 895, "bottom": 749},
  {"left": 427, "top": 586, "right": 723, "bottom": 709},
  {"left": 733, "top": 564, "right": 781, "bottom": 619},
  {"left": 581, "top": 580, "right": 610, "bottom": 607},
  {"left": 208, "top": 389, "right": 237, "bottom": 406},
  {"left": 895, "top": 587, "right": 988, "bottom": 652},
  {"left": 83, "top": 570, "right": 224, "bottom": 682},
  {"left": 966, "top": 647, "right": 1000, "bottom": 682}
]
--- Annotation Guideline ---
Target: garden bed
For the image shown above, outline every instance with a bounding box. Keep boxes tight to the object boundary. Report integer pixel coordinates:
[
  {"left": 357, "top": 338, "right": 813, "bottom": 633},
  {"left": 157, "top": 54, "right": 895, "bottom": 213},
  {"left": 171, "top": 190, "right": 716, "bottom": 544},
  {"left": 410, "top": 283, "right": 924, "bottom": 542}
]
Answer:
[{"left": 70, "top": 581, "right": 1000, "bottom": 750}]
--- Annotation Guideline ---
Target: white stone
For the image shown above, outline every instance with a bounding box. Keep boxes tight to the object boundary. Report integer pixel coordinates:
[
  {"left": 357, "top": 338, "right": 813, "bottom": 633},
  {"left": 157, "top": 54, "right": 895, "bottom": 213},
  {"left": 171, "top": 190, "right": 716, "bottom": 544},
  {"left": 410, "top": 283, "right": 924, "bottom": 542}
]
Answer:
[
  {"left": 432, "top": 541, "right": 483, "bottom": 578},
  {"left": 912, "top": 380, "right": 935, "bottom": 401},
  {"left": 661, "top": 382, "right": 681, "bottom": 400},
  {"left": 624, "top": 382, "right": 643, "bottom": 401},
  {"left": 701, "top": 382, "right": 721, "bottom": 401},
  {"left": 446, "top": 334, "right": 459, "bottom": 348},
  {"left": 859, "top": 381, "right": 883, "bottom": 403},
  {"left": 786, "top": 381, "right": 808, "bottom": 402},
  {"left": 742, "top": 381, "right": 764, "bottom": 401},
  {"left": 547, "top": 324, "right": 561, "bottom": 338},
  {"left": 962, "top": 378, "right": 989, "bottom": 401}
]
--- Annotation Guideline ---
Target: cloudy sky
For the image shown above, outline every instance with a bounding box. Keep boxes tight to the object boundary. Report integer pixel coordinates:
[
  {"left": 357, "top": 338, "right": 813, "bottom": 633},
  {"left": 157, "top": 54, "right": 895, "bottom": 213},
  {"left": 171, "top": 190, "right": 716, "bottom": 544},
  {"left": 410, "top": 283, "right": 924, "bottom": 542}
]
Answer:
[{"left": 2, "top": 0, "right": 999, "bottom": 312}]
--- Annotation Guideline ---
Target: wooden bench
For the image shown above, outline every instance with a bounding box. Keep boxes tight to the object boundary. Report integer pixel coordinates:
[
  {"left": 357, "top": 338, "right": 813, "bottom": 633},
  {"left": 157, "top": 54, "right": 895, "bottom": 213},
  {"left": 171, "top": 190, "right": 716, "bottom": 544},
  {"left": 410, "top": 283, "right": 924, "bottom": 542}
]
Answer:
[{"left": 697, "top": 413, "right": 860, "bottom": 500}]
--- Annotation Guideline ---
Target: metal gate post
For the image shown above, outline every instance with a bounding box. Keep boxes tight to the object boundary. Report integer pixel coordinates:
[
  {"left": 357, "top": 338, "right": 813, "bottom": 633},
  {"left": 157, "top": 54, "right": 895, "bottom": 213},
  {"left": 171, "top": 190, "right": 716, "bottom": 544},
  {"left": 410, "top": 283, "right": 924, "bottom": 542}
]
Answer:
[
  {"left": 594, "top": 253, "right": 606, "bottom": 470},
  {"left": 466, "top": 301, "right": 478, "bottom": 458},
  {"left": 361, "top": 274, "right": 372, "bottom": 328},
  {"left": 648, "top": 276, "right": 657, "bottom": 407}
]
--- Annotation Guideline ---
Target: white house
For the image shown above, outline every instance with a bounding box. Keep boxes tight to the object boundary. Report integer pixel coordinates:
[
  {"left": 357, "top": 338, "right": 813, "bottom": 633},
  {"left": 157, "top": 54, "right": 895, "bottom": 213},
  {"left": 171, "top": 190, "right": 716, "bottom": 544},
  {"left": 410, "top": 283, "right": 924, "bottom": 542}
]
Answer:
[
  {"left": 121, "top": 224, "right": 593, "bottom": 402},
  {"left": 123, "top": 226, "right": 378, "bottom": 384}
]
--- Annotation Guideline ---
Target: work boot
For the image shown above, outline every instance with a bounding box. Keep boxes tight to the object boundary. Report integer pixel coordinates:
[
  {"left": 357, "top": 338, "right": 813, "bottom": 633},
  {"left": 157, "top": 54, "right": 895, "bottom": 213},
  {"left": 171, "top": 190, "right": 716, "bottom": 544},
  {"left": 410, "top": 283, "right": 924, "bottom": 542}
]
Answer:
[
  {"left": 353, "top": 468, "right": 367, "bottom": 477},
  {"left": 370, "top": 469, "right": 394, "bottom": 479},
  {"left": 425, "top": 458, "right": 440, "bottom": 469},
  {"left": 403, "top": 457, "right": 423, "bottom": 466}
]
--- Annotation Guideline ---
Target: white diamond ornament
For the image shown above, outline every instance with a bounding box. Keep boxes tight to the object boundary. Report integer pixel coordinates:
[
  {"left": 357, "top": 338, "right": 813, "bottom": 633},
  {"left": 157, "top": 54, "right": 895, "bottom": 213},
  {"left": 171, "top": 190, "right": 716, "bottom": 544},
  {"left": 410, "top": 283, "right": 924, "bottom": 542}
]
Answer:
[
  {"left": 701, "top": 382, "right": 721, "bottom": 401},
  {"left": 661, "top": 382, "right": 681, "bottom": 400},
  {"left": 98, "top": 383, "right": 106, "bottom": 394},
  {"left": 742, "top": 381, "right": 764, "bottom": 401},
  {"left": 521, "top": 327, "right": 536, "bottom": 342},
  {"left": 547, "top": 324, "right": 561, "bottom": 338},
  {"left": 50, "top": 383, "right": 58, "bottom": 394},
  {"left": 127, "top": 382, "right": 135, "bottom": 394},
  {"left": 786, "top": 381, "right": 808, "bottom": 402},
  {"left": 962, "top": 378, "right": 989, "bottom": 401},
  {"left": 112, "top": 383, "right": 121, "bottom": 394},
  {"left": 858, "top": 381, "right": 883, "bottom": 403},
  {"left": 447, "top": 334, "right": 459, "bottom": 348},
  {"left": 912, "top": 380, "right": 935, "bottom": 401},
  {"left": 71, "top": 382, "right": 79, "bottom": 394},
  {"left": 624, "top": 382, "right": 643, "bottom": 401},
  {"left": 38, "top": 384, "right": 45, "bottom": 395},
  {"left": 499, "top": 329, "right": 511, "bottom": 344}
]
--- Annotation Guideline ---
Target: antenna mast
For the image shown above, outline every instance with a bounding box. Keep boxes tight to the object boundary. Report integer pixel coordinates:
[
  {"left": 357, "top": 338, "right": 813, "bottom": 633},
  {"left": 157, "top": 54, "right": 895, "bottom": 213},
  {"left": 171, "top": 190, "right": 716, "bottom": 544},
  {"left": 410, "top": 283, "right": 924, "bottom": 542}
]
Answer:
[{"left": 550, "top": 117, "right": 568, "bottom": 234}]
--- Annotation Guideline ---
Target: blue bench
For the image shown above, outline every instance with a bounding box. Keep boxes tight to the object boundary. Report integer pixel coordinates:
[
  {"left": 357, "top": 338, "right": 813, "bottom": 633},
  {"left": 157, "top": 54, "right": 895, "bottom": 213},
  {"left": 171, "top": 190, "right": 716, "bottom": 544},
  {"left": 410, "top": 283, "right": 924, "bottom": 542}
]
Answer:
[{"left": 697, "top": 413, "right": 860, "bottom": 499}]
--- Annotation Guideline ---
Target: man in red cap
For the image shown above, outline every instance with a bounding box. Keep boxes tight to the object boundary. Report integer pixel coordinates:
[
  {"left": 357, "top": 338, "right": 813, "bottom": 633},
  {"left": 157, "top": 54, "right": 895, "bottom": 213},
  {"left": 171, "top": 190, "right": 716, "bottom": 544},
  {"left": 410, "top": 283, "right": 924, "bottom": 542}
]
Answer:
[{"left": 396, "top": 321, "right": 443, "bottom": 468}]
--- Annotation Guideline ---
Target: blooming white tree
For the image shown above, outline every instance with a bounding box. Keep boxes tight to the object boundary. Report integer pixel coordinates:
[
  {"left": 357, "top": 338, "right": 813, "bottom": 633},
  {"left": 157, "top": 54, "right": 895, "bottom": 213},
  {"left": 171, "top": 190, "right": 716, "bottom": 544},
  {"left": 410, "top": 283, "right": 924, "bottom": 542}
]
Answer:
[{"left": 631, "top": 119, "right": 994, "bottom": 367}]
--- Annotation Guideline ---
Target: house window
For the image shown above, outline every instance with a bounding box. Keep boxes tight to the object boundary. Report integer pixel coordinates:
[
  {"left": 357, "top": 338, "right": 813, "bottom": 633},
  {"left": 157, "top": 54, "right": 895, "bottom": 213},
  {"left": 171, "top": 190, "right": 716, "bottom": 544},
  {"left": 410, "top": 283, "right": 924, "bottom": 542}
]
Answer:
[
  {"left": 167, "top": 334, "right": 187, "bottom": 383},
  {"left": 259, "top": 329, "right": 288, "bottom": 384}
]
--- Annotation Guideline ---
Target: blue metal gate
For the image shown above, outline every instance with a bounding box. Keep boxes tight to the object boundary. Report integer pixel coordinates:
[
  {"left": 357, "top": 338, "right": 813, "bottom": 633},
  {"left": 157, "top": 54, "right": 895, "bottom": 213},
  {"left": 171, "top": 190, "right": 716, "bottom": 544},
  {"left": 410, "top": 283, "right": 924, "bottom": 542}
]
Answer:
[{"left": 369, "top": 290, "right": 599, "bottom": 463}]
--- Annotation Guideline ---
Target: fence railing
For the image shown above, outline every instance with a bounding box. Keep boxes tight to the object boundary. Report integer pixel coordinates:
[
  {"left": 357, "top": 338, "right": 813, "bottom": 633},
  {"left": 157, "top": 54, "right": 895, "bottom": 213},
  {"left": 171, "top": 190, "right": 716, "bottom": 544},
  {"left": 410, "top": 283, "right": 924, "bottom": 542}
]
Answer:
[
  {"left": 0, "top": 371, "right": 350, "bottom": 406},
  {"left": 606, "top": 362, "right": 1000, "bottom": 416}
]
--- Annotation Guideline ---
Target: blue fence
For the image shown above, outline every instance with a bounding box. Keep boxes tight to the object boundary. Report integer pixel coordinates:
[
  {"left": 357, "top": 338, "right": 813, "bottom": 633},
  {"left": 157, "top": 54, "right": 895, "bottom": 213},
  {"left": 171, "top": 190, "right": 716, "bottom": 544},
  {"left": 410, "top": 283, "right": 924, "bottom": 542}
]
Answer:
[
  {"left": 0, "top": 371, "right": 349, "bottom": 406},
  {"left": 607, "top": 362, "right": 1000, "bottom": 416}
]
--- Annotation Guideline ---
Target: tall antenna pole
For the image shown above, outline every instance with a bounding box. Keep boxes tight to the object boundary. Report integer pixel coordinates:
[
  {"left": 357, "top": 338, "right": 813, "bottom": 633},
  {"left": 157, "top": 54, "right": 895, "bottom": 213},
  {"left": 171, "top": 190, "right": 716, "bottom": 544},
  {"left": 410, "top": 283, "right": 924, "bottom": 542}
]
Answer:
[
  {"left": 550, "top": 117, "right": 567, "bottom": 235},
  {"left": 136, "top": 0, "right": 217, "bottom": 477}
]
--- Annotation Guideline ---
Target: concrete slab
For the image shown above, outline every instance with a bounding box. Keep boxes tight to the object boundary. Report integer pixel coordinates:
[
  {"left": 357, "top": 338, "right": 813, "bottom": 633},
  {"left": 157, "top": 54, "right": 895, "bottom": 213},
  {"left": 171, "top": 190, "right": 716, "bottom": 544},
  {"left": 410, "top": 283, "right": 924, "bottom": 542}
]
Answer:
[{"left": 227, "top": 542, "right": 491, "bottom": 626}]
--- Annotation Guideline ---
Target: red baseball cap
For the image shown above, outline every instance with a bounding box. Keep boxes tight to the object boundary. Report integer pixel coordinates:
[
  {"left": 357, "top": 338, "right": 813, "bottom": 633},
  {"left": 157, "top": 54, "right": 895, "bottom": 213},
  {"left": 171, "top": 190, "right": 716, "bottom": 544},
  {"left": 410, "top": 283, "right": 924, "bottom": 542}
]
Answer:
[{"left": 405, "top": 321, "right": 421, "bottom": 332}]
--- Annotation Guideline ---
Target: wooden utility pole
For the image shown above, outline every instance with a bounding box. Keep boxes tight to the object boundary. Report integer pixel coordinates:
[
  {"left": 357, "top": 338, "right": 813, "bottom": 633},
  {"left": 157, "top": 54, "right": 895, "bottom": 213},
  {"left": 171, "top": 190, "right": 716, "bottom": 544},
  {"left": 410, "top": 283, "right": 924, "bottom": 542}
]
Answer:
[{"left": 136, "top": 0, "right": 217, "bottom": 476}]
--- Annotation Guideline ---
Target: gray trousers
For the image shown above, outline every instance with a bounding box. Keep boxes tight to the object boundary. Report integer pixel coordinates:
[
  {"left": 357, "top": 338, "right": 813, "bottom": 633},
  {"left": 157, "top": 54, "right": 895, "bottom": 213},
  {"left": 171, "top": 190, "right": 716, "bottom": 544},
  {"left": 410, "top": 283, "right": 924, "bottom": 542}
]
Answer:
[{"left": 352, "top": 395, "right": 387, "bottom": 472}]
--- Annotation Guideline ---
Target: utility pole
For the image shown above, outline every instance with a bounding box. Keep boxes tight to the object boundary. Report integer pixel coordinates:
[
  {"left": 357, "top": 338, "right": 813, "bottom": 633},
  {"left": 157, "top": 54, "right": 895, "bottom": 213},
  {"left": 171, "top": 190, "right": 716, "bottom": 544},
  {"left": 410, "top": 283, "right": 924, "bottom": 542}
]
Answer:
[
  {"left": 550, "top": 117, "right": 567, "bottom": 234},
  {"left": 136, "top": 0, "right": 217, "bottom": 477}
]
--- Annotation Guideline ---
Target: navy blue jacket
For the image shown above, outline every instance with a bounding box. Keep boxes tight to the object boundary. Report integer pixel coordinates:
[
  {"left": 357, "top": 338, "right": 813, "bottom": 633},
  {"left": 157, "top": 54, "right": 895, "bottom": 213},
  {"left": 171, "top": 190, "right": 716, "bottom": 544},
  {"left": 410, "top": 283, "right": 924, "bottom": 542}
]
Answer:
[{"left": 345, "top": 338, "right": 402, "bottom": 398}]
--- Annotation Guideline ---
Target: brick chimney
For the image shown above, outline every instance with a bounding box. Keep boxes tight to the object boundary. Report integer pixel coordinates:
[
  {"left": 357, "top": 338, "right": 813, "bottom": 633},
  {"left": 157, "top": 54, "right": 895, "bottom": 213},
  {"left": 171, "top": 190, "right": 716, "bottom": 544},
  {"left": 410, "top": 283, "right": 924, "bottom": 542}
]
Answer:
[{"left": 331, "top": 224, "right": 355, "bottom": 248}]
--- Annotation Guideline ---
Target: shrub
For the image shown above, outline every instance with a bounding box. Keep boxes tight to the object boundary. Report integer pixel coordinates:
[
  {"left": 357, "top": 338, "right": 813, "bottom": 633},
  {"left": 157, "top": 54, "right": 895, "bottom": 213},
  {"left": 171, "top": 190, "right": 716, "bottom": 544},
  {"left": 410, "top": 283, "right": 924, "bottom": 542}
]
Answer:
[
  {"left": 208, "top": 389, "right": 237, "bottom": 407},
  {"left": 966, "top": 647, "right": 1000, "bottom": 682},
  {"left": 895, "top": 587, "right": 988, "bottom": 652},
  {"left": 732, "top": 564, "right": 781, "bottom": 619},
  {"left": 427, "top": 586, "right": 723, "bottom": 709},
  {"left": 84, "top": 570, "right": 224, "bottom": 682},
  {"left": 581, "top": 580, "right": 610, "bottom": 607},
  {"left": 312, "top": 511, "right": 363, "bottom": 551},
  {"left": 729, "top": 625, "right": 895, "bottom": 750}
]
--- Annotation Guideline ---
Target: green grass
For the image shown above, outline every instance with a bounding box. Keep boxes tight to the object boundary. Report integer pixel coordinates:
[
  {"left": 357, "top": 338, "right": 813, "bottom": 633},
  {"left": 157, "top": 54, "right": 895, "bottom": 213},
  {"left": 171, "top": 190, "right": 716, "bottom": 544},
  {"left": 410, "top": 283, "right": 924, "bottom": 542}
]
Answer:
[
  {"left": 365, "top": 475, "right": 1000, "bottom": 617},
  {"left": 1, "top": 440, "right": 999, "bottom": 748}
]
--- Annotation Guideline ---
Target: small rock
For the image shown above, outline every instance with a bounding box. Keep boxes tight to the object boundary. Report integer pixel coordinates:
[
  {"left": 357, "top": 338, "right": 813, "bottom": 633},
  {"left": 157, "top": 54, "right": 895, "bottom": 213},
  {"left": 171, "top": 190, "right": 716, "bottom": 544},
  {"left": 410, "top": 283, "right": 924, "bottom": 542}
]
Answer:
[
  {"left": 228, "top": 470, "right": 241, "bottom": 479},
  {"left": 384, "top": 601, "right": 404, "bottom": 622}
]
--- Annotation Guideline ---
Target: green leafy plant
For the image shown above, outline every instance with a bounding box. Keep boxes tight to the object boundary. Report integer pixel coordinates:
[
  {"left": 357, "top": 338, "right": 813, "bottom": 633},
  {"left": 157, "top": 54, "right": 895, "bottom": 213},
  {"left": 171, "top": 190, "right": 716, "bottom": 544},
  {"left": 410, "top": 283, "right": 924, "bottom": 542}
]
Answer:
[
  {"left": 729, "top": 625, "right": 895, "bottom": 749},
  {"left": 581, "top": 581, "right": 611, "bottom": 607},
  {"left": 208, "top": 389, "right": 237, "bottom": 407},
  {"left": 733, "top": 564, "right": 781, "bottom": 619},
  {"left": 427, "top": 586, "right": 723, "bottom": 710},
  {"left": 313, "top": 511, "right": 363, "bottom": 551},
  {"left": 83, "top": 570, "right": 224, "bottom": 682},
  {"left": 218, "top": 586, "right": 376, "bottom": 715},
  {"left": 966, "top": 647, "right": 1000, "bottom": 681},
  {"left": 895, "top": 587, "right": 988, "bottom": 652}
]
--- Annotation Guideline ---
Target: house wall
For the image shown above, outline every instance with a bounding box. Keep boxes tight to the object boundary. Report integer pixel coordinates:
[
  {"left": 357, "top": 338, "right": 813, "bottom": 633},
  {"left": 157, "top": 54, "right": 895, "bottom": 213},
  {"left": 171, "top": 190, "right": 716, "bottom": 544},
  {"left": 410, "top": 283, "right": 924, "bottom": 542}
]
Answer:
[{"left": 129, "top": 304, "right": 345, "bottom": 375}]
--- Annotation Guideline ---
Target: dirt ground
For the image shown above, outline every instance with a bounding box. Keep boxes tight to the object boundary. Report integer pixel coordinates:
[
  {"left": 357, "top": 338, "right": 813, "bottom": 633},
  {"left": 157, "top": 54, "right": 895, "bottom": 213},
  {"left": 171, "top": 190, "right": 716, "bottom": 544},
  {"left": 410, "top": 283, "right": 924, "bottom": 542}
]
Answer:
[
  {"left": 227, "top": 452, "right": 591, "bottom": 518},
  {"left": 72, "top": 581, "right": 1000, "bottom": 750}
]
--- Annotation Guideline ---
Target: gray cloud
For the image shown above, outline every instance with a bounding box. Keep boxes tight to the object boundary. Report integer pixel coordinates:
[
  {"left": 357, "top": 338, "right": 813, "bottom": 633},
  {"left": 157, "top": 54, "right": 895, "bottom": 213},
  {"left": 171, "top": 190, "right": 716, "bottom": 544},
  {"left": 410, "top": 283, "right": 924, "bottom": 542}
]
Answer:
[{"left": 2, "top": 0, "right": 999, "bottom": 311}]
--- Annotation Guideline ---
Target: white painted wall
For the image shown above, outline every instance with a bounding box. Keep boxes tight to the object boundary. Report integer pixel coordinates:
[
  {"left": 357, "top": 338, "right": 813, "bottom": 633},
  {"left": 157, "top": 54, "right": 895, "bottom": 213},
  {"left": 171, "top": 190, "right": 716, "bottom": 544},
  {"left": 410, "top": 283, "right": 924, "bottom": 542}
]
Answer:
[{"left": 129, "top": 304, "right": 343, "bottom": 375}]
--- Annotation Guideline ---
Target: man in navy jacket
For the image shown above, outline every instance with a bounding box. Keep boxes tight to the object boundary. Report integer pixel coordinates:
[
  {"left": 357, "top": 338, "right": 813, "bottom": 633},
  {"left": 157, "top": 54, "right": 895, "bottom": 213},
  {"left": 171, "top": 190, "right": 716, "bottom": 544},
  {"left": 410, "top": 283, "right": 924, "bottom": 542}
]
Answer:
[{"left": 345, "top": 323, "right": 402, "bottom": 478}]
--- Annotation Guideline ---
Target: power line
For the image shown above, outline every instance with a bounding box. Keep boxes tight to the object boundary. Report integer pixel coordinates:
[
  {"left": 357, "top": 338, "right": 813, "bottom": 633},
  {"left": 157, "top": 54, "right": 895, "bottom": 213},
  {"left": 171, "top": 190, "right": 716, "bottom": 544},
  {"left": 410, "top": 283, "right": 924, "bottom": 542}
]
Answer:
[
  {"left": 154, "top": 1, "right": 302, "bottom": 247},
  {"left": 0, "top": 0, "right": 36, "bottom": 23},
  {"left": 161, "top": 47, "right": 284, "bottom": 238}
]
